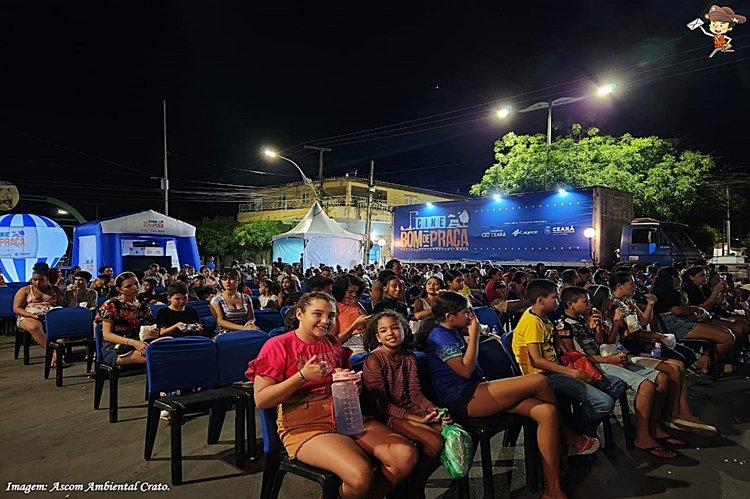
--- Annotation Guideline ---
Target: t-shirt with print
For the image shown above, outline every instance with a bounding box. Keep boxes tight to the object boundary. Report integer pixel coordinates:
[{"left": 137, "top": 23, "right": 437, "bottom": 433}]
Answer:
[
  {"left": 556, "top": 314, "right": 599, "bottom": 357},
  {"left": 246, "top": 331, "right": 352, "bottom": 397},
  {"left": 512, "top": 308, "right": 558, "bottom": 375},
  {"left": 425, "top": 324, "right": 485, "bottom": 405}
]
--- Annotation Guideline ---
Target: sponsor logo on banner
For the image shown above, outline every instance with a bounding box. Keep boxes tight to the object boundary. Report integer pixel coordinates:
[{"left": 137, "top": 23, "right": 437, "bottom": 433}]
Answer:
[
  {"left": 481, "top": 230, "right": 506, "bottom": 238},
  {"left": 511, "top": 229, "right": 538, "bottom": 237},
  {"left": 398, "top": 209, "right": 470, "bottom": 252},
  {"left": 545, "top": 225, "right": 576, "bottom": 235},
  {"left": 140, "top": 219, "right": 166, "bottom": 233},
  {"left": 0, "top": 230, "right": 30, "bottom": 257}
]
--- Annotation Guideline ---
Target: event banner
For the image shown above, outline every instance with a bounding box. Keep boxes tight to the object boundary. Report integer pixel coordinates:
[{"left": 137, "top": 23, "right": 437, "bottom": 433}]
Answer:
[{"left": 392, "top": 189, "right": 595, "bottom": 263}]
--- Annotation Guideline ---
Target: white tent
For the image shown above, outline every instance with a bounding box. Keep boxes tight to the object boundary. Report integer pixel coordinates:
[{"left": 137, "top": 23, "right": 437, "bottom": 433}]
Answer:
[{"left": 272, "top": 202, "right": 363, "bottom": 269}]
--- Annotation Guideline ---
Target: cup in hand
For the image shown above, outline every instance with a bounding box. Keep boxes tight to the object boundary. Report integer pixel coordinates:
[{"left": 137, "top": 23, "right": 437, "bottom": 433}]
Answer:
[
  {"left": 139, "top": 325, "right": 158, "bottom": 341},
  {"left": 662, "top": 333, "right": 676, "bottom": 349},
  {"left": 624, "top": 314, "right": 639, "bottom": 333},
  {"left": 599, "top": 344, "right": 618, "bottom": 357}
]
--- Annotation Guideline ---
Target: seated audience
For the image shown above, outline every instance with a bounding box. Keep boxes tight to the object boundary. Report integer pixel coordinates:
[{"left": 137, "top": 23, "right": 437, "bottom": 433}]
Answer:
[
  {"left": 155, "top": 283, "right": 203, "bottom": 337},
  {"left": 210, "top": 268, "right": 260, "bottom": 334},
  {"left": 64, "top": 271, "right": 98, "bottom": 310}
]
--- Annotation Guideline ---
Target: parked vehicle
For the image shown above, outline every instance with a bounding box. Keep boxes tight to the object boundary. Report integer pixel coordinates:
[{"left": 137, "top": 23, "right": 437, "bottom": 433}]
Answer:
[
  {"left": 391, "top": 187, "right": 703, "bottom": 267},
  {"left": 709, "top": 255, "right": 750, "bottom": 282}
]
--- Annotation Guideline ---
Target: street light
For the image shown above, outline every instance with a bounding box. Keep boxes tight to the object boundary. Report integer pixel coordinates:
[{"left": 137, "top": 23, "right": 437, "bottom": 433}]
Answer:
[
  {"left": 262, "top": 147, "right": 318, "bottom": 202},
  {"left": 496, "top": 106, "right": 511, "bottom": 119},
  {"left": 584, "top": 227, "right": 597, "bottom": 264}
]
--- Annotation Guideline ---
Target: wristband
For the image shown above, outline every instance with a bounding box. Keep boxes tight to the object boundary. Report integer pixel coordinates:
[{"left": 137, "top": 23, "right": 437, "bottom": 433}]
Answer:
[{"left": 298, "top": 370, "right": 307, "bottom": 382}]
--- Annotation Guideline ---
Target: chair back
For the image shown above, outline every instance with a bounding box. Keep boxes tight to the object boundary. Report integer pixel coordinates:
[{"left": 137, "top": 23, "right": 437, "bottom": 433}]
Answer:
[
  {"left": 655, "top": 314, "right": 669, "bottom": 333},
  {"left": 187, "top": 300, "right": 213, "bottom": 320},
  {"left": 149, "top": 303, "right": 167, "bottom": 317},
  {"left": 45, "top": 307, "right": 94, "bottom": 341},
  {"left": 299, "top": 281, "right": 307, "bottom": 293},
  {"left": 501, "top": 331, "right": 522, "bottom": 376},
  {"left": 146, "top": 336, "right": 218, "bottom": 394},
  {"left": 215, "top": 330, "right": 269, "bottom": 385},
  {"left": 478, "top": 335, "right": 517, "bottom": 380},
  {"left": 97, "top": 296, "right": 109, "bottom": 307},
  {"left": 259, "top": 406, "right": 283, "bottom": 453},
  {"left": 474, "top": 306, "right": 503, "bottom": 332},
  {"left": 268, "top": 326, "right": 288, "bottom": 337},
  {"left": 279, "top": 305, "right": 293, "bottom": 321},
  {"left": 350, "top": 351, "right": 368, "bottom": 372},
  {"left": 359, "top": 299, "right": 372, "bottom": 314},
  {"left": 153, "top": 285, "right": 167, "bottom": 294},
  {"left": 0, "top": 287, "right": 15, "bottom": 319},
  {"left": 413, "top": 350, "right": 437, "bottom": 402},
  {"left": 254, "top": 309, "right": 284, "bottom": 332}
]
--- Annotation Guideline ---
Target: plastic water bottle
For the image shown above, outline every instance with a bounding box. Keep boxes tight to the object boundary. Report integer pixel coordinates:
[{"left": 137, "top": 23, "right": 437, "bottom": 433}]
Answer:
[
  {"left": 651, "top": 342, "right": 662, "bottom": 360},
  {"left": 331, "top": 371, "right": 365, "bottom": 436}
]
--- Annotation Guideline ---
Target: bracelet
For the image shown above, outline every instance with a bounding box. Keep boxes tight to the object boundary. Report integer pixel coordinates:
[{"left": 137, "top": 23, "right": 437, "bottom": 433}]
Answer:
[{"left": 297, "top": 370, "right": 307, "bottom": 382}]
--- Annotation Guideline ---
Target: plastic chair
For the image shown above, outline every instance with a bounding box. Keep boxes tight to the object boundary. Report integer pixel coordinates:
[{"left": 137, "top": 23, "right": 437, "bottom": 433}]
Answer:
[
  {"left": 656, "top": 315, "right": 718, "bottom": 380},
  {"left": 149, "top": 303, "right": 167, "bottom": 317},
  {"left": 268, "top": 326, "right": 287, "bottom": 337},
  {"left": 500, "top": 331, "right": 522, "bottom": 376},
  {"left": 477, "top": 334, "right": 517, "bottom": 380},
  {"left": 474, "top": 306, "right": 504, "bottom": 333},
  {"left": 187, "top": 300, "right": 217, "bottom": 336},
  {"left": 259, "top": 406, "right": 340, "bottom": 499},
  {"left": 93, "top": 324, "right": 146, "bottom": 423},
  {"left": 43, "top": 308, "right": 95, "bottom": 387},
  {"left": 144, "top": 336, "right": 245, "bottom": 485},
  {"left": 0, "top": 287, "right": 16, "bottom": 335},
  {"left": 279, "top": 305, "right": 293, "bottom": 321},
  {"left": 254, "top": 309, "right": 284, "bottom": 332},
  {"left": 213, "top": 330, "right": 270, "bottom": 461},
  {"left": 349, "top": 351, "right": 368, "bottom": 372},
  {"left": 14, "top": 327, "right": 32, "bottom": 365},
  {"left": 153, "top": 285, "right": 167, "bottom": 294},
  {"left": 359, "top": 299, "right": 372, "bottom": 314},
  {"left": 97, "top": 296, "right": 109, "bottom": 307}
]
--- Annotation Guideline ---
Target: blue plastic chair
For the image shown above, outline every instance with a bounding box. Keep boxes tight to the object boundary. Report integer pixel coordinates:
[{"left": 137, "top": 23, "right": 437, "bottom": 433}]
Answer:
[
  {"left": 93, "top": 323, "right": 146, "bottom": 423},
  {"left": 477, "top": 334, "right": 517, "bottom": 381},
  {"left": 268, "top": 326, "right": 287, "bottom": 338},
  {"left": 187, "top": 300, "right": 217, "bottom": 336},
  {"left": 144, "top": 336, "right": 245, "bottom": 485},
  {"left": 43, "top": 307, "right": 95, "bottom": 387},
  {"left": 149, "top": 303, "right": 167, "bottom": 317},
  {"left": 500, "top": 331, "right": 522, "bottom": 376},
  {"left": 153, "top": 285, "right": 167, "bottom": 294},
  {"left": 474, "top": 306, "right": 504, "bottom": 333},
  {"left": 349, "top": 351, "right": 368, "bottom": 372},
  {"left": 259, "top": 407, "right": 340, "bottom": 499},
  {"left": 0, "top": 287, "right": 16, "bottom": 335},
  {"left": 279, "top": 305, "right": 293, "bottom": 321},
  {"left": 254, "top": 309, "right": 284, "bottom": 332},
  {"left": 213, "top": 330, "right": 270, "bottom": 460},
  {"left": 359, "top": 299, "right": 372, "bottom": 314}
]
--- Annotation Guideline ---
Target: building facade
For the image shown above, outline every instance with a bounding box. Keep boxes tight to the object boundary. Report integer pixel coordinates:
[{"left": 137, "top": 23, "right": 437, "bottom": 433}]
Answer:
[{"left": 237, "top": 176, "right": 464, "bottom": 262}]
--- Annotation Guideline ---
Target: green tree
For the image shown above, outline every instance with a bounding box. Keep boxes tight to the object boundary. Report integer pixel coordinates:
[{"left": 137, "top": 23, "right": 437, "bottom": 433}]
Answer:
[
  {"left": 233, "top": 220, "right": 287, "bottom": 252},
  {"left": 470, "top": 126, "right": 716, "bottom": 221},
  {"left": 193, "top": 216, "right": 238, "bottom": 259}
]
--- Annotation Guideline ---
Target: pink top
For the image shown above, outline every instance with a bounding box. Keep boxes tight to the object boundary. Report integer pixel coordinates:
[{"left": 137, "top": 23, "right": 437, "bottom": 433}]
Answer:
[
  {"left": 362, "top": 349, "right": 435, "bottom": 423},
  {"left": 246, "top": 331, "right": 352, "bottom": 396}
]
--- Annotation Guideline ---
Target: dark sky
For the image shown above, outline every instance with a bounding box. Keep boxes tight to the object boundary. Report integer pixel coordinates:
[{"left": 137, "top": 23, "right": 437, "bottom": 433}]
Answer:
[{"left": 2, "top": 0, "right": 749, "bottom": 223}]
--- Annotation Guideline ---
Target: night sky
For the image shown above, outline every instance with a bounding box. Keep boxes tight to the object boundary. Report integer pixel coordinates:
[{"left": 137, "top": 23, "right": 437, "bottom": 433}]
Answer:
[{"left": 2, "top": 1, "right": 749, "bottom": 225}]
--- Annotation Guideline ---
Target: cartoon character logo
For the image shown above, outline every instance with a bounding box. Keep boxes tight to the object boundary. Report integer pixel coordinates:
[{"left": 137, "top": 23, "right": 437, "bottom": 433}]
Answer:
[{"left": 687, "top": 5, "right": 746, "bottom": 58}]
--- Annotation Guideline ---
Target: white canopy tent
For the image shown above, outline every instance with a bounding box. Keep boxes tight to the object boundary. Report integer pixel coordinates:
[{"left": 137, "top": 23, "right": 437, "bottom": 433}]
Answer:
[{"left": 272, "top": 202, "right": 363, "bottom": 269}]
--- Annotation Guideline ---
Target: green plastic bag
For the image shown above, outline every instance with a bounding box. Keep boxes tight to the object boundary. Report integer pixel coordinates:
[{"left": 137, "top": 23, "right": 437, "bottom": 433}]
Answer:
[{"left": 440, "top": 423, "right": 474, "bottom": 478}]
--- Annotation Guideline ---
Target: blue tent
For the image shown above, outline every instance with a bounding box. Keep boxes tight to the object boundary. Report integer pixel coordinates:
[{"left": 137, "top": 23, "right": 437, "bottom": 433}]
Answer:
[
  {"left": 0, "top": 213, "right": 68, "bottom": 283},
  {"left": 71, "top": 210, "right": 200, "bottom": 275}
]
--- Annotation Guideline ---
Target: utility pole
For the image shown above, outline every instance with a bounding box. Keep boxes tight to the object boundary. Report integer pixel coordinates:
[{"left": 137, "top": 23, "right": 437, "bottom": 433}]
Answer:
[
  {"left": 163, "top": 99, "right": 170, "bottom": 216},
  {"left": 363, "top": 160, "right": 375, "bottom": 265},
  {"left": 304, "top": 145, "right": 331, "bottom": 203},
  {"left": 725, "top": 184, "right": 731, "bottom": 256}
]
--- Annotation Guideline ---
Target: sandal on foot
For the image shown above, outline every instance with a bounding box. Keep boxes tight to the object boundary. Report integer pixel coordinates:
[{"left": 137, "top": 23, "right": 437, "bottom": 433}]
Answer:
[
  {"left": 670, "top": 418, "right": 717, "bottom": 436},
  {"left": 657, "top": 436, "right": 687, "bottom": 447},
  {"left": 568, "top": 435, "right": 600, "bottom": 456},
  {"left": 636, "top": 446, "right": 677, "bottom": 459}
]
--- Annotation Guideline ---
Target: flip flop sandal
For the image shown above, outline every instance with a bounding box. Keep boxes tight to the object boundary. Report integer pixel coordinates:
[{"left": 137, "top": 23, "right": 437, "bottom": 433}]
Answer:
[
  {"left": 636, "top": 446, "right": 677, "bottom": 459},
  {"left": 657, "top": 436, "right": 687, "bottom": 447},
  {"left": 568, "top": 435, "right": 600, "bottom": 456},
  {"left": 671, "top": 418, "right": 717, "bottom": 436}
]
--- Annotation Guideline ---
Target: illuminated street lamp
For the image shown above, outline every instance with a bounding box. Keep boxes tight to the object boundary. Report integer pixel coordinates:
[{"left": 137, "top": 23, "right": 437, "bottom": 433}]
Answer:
[
  {"left": 496, "top": 106, "right": 511, "bottom": 119},
  {"left": 584, "top": 227, "right": 597, "bottom": 264},
  {"left": 262, "top": 147, "right": 318, "bottom": 201},
  {"left": 377, "top": 238, "right": 386, "bottom": 266}
]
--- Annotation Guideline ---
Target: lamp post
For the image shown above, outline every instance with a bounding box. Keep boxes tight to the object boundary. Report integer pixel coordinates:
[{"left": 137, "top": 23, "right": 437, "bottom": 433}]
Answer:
[
  {"left": 584, "top": 227, "right": 597, "bottom": 266},
  {"left": 262, "top": 148, "right": 318, "bottom": 203},
  {"left": 377, "top": 238, "right": 386, "bottom": 267}
]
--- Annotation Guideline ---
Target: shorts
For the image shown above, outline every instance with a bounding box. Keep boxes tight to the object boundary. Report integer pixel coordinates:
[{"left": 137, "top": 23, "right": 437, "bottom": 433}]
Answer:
[
  {"left": 444, "top": 381, "right": 482, "bottom": 425},
  {"left": 598, "top": 363, "right": 659, "bottom": 392},
  {"left": 660, "top": 313, "right": 697, "bottom": 339},
  {"left": 100, "top": 341, "right": 136, "bottom": 366},
  {"left": 277, "top": 397, "right": 336, "bottom": 459}
]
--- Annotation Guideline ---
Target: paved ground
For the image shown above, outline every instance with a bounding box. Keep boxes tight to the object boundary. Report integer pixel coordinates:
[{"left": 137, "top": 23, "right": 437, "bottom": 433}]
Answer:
[{"left": 1, "top": 335, "right": 749, "bottom": 499}]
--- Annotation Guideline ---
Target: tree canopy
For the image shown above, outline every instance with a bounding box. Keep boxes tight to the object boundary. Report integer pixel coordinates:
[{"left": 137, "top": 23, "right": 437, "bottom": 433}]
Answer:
[
  {"left": 194, "top": 216, "right": 287, "bottom": 259},
  {"left": 470, "top": 125, "right": 715, "bottom": 222}
]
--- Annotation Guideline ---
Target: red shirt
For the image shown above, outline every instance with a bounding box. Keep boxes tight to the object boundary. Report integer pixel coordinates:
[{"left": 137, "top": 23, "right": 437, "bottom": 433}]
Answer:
[
  {"left": 246, "top": 331, "right": 352, "bottom": 396},
  {"left": 485, "top": 280, "right": 500, "bottom": 303}
]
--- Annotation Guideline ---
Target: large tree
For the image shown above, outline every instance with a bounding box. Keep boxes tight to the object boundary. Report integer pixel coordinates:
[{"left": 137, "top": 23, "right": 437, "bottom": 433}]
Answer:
[
  {"left": 470, "top": 125, "right": 716, "bottom": 222},
  {"left": 194, "top": 216, "right": 238, "bottom": 261},
  {"left": 233, "top": 220, "right": 287, "bottom": 256}
]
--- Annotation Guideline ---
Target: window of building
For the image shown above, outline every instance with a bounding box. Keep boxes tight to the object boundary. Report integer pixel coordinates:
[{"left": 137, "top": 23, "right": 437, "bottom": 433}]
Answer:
[{"left": 301, "top": 191, "right": 310, "bottom": 204}]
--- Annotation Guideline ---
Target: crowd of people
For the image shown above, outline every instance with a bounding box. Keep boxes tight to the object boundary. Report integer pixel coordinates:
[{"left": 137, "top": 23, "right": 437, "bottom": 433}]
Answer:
[{"left": 8, "top": 256, "right": 750, "bottom": 498}]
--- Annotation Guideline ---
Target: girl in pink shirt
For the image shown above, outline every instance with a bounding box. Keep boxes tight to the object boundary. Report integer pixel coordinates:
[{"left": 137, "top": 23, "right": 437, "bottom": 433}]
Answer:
[{"left": 246, "top": 292, "right": 416, "bottom": 499}]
